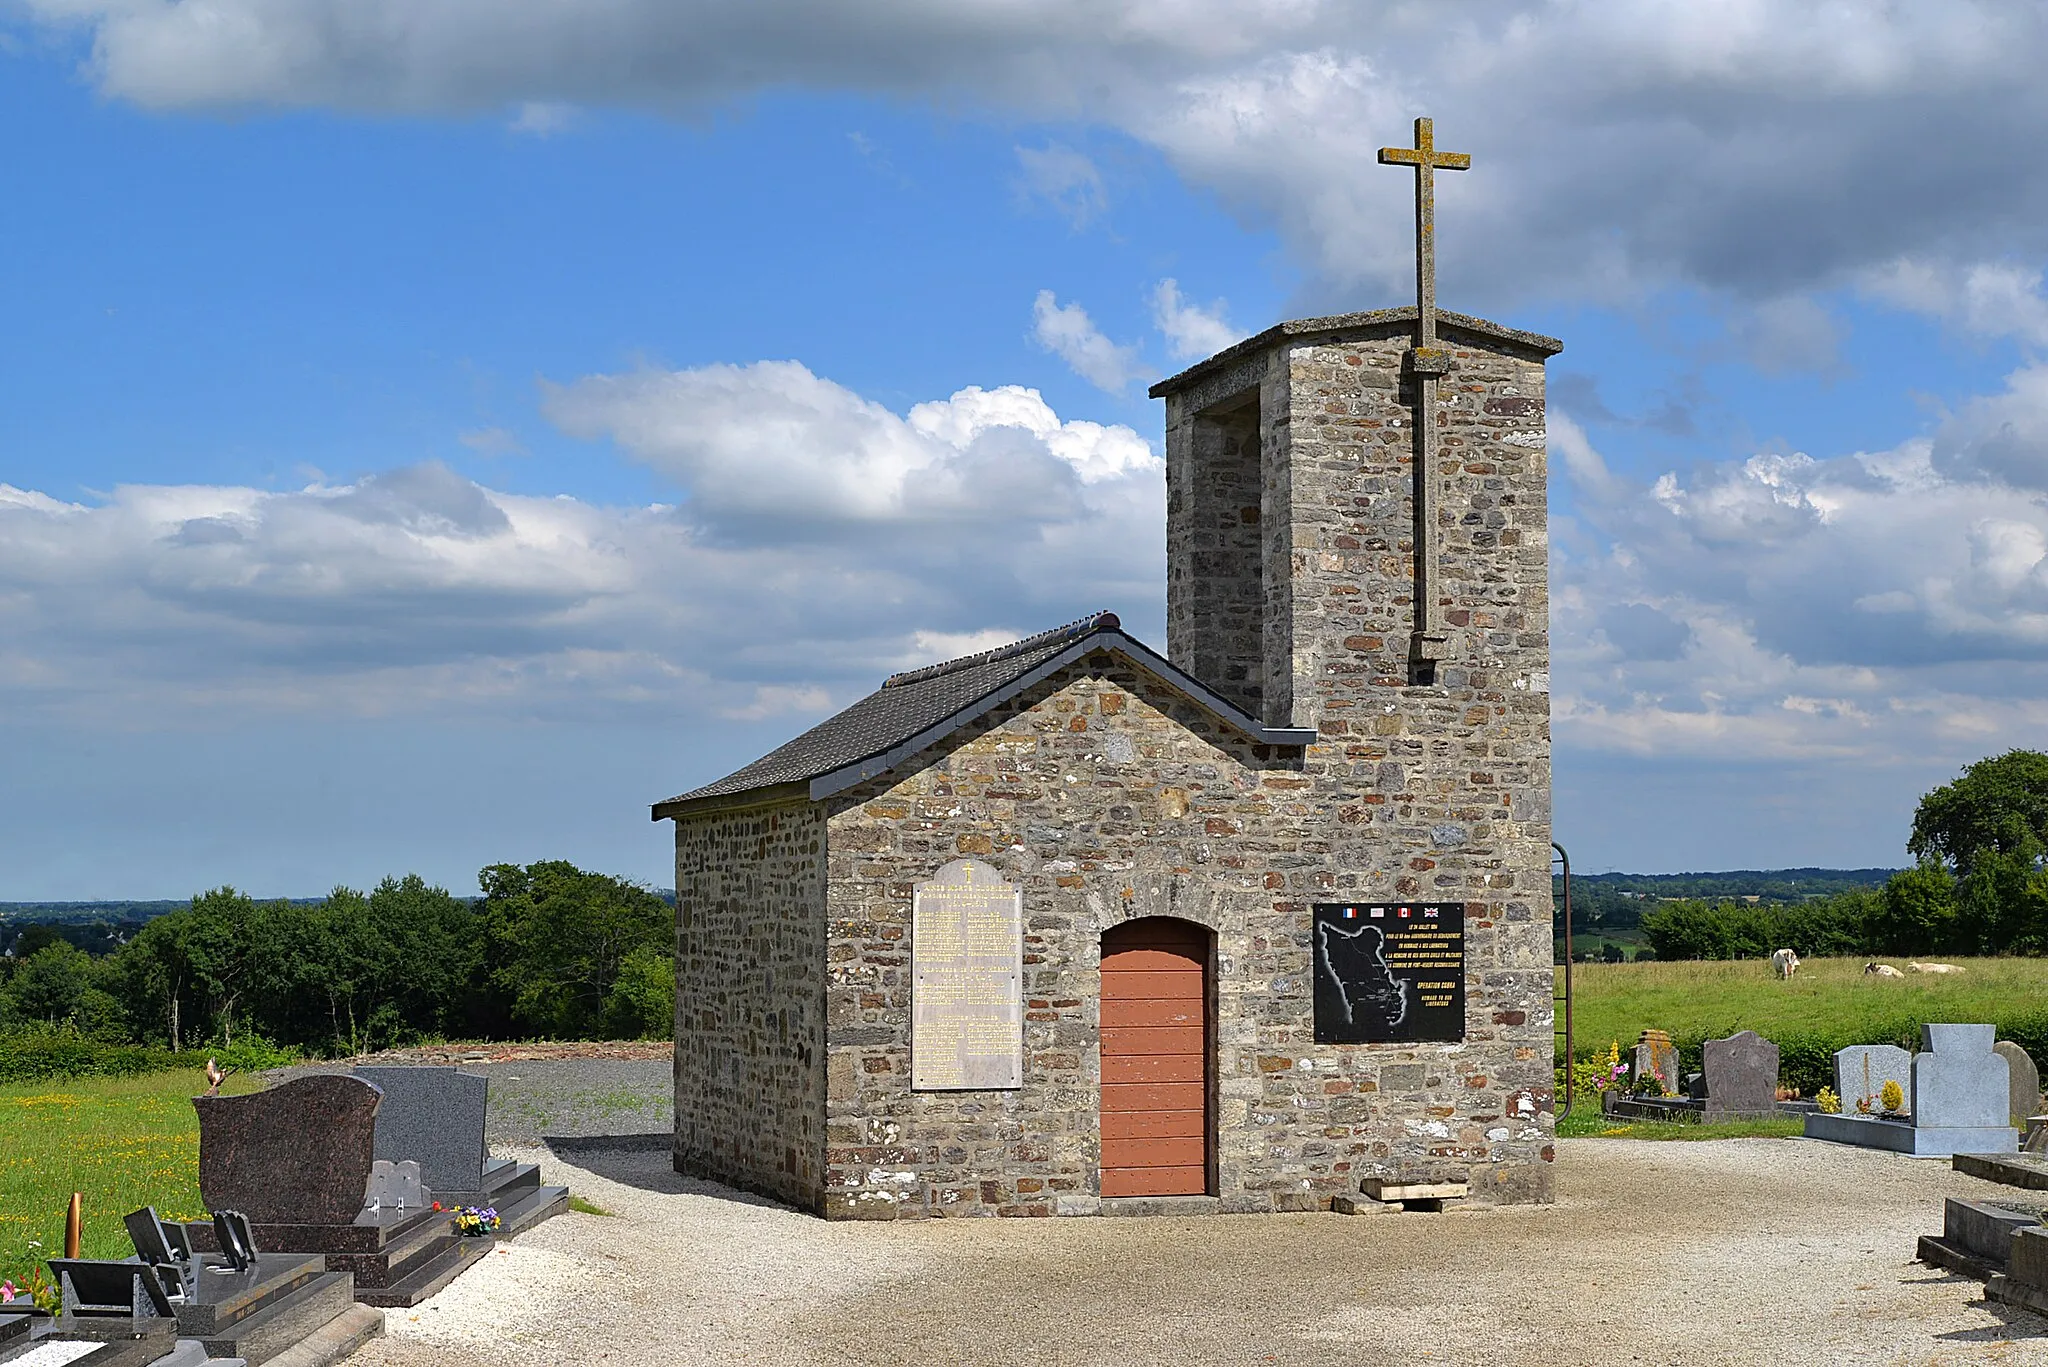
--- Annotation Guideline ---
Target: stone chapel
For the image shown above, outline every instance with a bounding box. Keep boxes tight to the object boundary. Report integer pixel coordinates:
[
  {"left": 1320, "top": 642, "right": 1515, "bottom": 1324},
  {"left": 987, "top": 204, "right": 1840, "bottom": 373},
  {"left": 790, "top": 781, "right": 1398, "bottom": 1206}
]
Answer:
[{"left": 655, "top": 305, "right": 1561, "bottom": 1218}]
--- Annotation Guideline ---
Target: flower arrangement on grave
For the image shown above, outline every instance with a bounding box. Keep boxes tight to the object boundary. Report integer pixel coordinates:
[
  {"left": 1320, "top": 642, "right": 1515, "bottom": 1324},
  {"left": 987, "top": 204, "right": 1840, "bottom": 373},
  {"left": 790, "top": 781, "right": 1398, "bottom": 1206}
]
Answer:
[
  {"left": 1629, "top": 1065, "right": 1669, "bottom": 1098},
  {"left": 1816, "top": 1087, "right": 1841, "bottom": 1114},
  {"left": 451, "top": 1206, "right": 500, "bottom": 1238},
  {"left": 1856, "top": 1093, "right": 1872, "bottom": 1114},
  {"left": 1878, "top": 1079, "right": 1906, "bottom": 1119}
]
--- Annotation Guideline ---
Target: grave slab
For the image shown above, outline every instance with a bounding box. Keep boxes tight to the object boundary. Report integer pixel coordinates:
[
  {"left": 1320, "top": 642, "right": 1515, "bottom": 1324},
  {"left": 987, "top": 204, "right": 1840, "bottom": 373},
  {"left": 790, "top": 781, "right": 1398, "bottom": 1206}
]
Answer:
[
  {"left": 1632, "top": 1030, "right": 1679, "bottom": 1096},
  {"left": 1803, "top": 1111, "right": 2015, "bottom": 1156},
  {"left": 1701, "top": 1031, "right": 1779, "bottom": 1121},
  {"left": 1834, "top": 1044, "right": 1912, "bottom": 1117},
  {"left": 1954, "top": 1151, "right": 2048, "bottom": 1188},
  {"left": 354, "top": 1067, "right": 488, "bottom": 1200},
  {"left": 195, "top": 1075, "right": 383, "bottom": 1226},
  {"left": 1996, "top": 1042, "right": 2042, "bottom": 1127},
  {"left": 1916, "top": 1024, "right": 2011, "bottom": 1131}
]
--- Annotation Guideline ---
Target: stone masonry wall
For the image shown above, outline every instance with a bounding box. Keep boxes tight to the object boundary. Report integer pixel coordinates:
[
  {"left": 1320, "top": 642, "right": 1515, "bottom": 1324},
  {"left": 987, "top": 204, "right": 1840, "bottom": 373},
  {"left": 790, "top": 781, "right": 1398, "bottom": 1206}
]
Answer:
[
  {"left": 673, "top": 800, "right": 827, "bottom": 1210},
  {"left": 1165, "top": 399, "right": 1264, "bottom": 718},
  {"left": 1165, "top": 321, "right": 1556, "bottom": 1202},
  {"left": 818, "top": 648, "right": 1555, "bottom": 1219}
]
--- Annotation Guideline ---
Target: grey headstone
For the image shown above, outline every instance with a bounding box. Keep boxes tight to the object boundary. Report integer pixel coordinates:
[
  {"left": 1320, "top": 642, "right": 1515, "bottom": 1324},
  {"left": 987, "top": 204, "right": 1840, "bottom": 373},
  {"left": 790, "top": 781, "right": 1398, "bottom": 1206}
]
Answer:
[
  {"left": 1915, "top": 1024, "right": 2011, "bottom": 1130},
  {"left": 1632, "top": 1030, "right": 1679, "bottom": 1096},
  {"left": 1701, "top": 1030, "right": 1778, "bottom": 1121},
  {"left": 1997, "top": 1042, "right": 2042, "bottom": 1126},
  {"left": 1835, "top": 1044, "right": 1913, "bottom": 1116},
  {"left": 356, "top": 1066, "right": 488, "bottom": 1198}
]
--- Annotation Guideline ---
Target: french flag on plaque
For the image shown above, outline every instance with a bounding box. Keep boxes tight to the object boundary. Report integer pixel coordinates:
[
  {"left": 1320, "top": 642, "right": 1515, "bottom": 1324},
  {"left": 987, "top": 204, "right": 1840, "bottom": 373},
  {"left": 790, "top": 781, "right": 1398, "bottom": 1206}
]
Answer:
[{"left": 1342, "top": 906, "right": 1359, "bottom": 919}]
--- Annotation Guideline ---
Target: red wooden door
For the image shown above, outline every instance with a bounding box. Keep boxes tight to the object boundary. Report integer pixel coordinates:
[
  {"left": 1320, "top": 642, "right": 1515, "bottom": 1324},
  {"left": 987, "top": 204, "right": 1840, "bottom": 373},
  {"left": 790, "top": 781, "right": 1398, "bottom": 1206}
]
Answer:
[{"left": 1099, "top": 918, "right": 1210, "bottom": 1198}]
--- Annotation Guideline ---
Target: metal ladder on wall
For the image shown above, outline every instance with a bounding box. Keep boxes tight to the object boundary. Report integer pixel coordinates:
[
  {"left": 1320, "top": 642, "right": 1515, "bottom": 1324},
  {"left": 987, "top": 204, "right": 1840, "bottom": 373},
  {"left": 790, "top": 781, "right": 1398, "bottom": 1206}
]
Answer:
[{"left": 1553, "top": 841, "right": 1574, "bottom": 1117}]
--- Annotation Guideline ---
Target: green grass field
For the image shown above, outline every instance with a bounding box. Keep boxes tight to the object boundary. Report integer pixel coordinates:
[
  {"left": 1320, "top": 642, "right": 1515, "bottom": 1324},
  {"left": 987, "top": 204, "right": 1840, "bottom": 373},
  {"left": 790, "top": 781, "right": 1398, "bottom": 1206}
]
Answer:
[
  {"left": 1559, "top": 954, "right": 2048, "bottom": 1059},
  {"left": 0, "top": 1068, "right": 256, "bottom": 1297}
]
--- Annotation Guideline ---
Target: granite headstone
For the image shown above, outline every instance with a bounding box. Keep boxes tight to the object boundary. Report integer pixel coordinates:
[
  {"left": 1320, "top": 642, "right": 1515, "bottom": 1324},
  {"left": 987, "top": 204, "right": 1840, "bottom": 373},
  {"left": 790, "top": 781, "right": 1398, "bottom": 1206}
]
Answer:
[
  {"left": 195, "top": 1074, "right": 383, "bottom": 1226},
  {"left": 355, "top": 1066, "right": 487, "bottom": 1199},
  {"left": 1915, "top": 1024, "right": 2010, "bottom": 1131},
  {"left": 1633, "top": 1029, "right": 1680, "bottom": 1096},
  {"left": 1701, "top": 1030, "right": 1779, "bottom": 1121},
  {"left": 1835, "top": 1043, "right": 1913, "bottom": 1117},
  {"left": 1997, "top": 1041, "right": 2042, "bottom": 1127}
]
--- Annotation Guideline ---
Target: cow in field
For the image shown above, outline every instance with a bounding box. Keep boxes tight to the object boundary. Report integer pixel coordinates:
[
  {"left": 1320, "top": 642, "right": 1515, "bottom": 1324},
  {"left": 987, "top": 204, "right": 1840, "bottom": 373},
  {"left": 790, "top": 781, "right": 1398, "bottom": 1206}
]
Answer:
[
  {"left": 1908, "top": 961, "right": 1963, "bottom": 974},
  {"left": 1772, "top": 948, "right": 1801, "bottom": 980},
  {"left": 1865, "top": 963, "right": 1904, "bottom": 978}
]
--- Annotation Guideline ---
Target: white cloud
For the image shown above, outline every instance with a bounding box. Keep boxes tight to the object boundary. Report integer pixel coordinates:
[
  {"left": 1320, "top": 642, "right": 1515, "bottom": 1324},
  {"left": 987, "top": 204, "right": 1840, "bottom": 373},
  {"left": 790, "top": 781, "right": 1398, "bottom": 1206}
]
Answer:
[
  {"left": 1151, "top": 278, "right": 1241, "bottom": 361},
  {"left": 1861, "top": 259, "right": 2048, "bottom": 345},
  {"left": 1029, "top": 290, "right": 1146, "bottom": 393},
  {"left": 507, "top": 100, "right": 577, "bottom": 135},
  {"left": 29, "top": 1, "right": 2048, "bottom": 315},
  {"left": 1015, "top": 143, "right": 1106, "bottom": 228},
  {"left": 0, "top": 366, "right": 1165, "bottom": 724},
  {"left": 1552, "top": 373, "right": 2048, "bottom": 771}
]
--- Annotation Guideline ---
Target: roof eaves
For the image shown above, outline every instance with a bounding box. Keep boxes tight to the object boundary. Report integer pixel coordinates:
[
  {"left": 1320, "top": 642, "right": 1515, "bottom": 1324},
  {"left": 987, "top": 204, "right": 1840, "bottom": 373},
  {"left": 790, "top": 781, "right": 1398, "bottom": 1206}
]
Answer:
[
  {"left": 651, "top": 778, "right": 809, "bottom": 823},
  {"left": 1148, "top": 306, "right": 1564, "bottom": 399},
  {"left": 805, "top": 631, "right": 1315, "bottom": 803}
]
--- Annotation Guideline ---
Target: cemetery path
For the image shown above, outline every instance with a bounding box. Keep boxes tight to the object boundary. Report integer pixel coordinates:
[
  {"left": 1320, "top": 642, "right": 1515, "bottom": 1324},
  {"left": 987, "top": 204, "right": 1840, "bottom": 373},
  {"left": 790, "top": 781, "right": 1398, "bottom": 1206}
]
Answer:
[{"left": 349, "top": 1137, "right": 2048, "bottom": 1367}]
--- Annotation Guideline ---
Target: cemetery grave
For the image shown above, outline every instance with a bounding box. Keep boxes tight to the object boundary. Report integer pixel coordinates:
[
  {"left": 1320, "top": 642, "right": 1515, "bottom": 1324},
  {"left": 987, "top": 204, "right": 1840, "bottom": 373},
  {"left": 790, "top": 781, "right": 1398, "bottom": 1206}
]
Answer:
[
  {"left": 1, "top": 1064, "right": 571, "bottom": 1367},
  {"left": 1599, "top": 1028, "right": 1811, "bottom": 1124},
  {"left": 1804, "top": 1024, "right": 2023, "bottom": 1157},
  {"left": 184, "top": 1070, "right": 566, "bottom": 1310}
]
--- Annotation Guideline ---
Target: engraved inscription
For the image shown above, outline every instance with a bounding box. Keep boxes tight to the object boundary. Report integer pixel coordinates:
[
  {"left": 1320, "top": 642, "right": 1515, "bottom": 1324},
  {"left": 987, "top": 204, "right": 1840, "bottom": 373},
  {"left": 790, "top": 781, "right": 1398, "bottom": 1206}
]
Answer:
[{"left": 912, "top": 858, "right": 1023, "bottom": 1090}]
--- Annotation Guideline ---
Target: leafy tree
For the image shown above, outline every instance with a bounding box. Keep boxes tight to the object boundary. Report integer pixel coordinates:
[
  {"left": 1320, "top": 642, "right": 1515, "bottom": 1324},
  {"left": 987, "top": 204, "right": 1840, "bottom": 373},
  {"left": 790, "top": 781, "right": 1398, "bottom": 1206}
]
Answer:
[
  {"left": 603, "top": 946, "right": 676, "bottom": 1040},
  {"left": 480, "top": 861, "right": 671, "bottom": 1038},
  {"left": 13, "top": 925, "right": 65, "bottom": 959},
  {"left": 1909, "top": 750, "right": 2048, "bottom": 878},
  {"left": 10, "top": 943, "right": 94, "bottom": 1024},
  {"left": 1874, "top": 864, "right": 1960, "bottom": 955}
]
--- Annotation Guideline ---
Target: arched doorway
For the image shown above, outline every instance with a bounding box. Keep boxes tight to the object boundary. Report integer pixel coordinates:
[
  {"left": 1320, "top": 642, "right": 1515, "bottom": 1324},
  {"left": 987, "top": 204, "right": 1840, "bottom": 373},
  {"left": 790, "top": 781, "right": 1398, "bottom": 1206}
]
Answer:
[{"left": 1099, "top": 917, "right": 1213, "bottom": 1198}]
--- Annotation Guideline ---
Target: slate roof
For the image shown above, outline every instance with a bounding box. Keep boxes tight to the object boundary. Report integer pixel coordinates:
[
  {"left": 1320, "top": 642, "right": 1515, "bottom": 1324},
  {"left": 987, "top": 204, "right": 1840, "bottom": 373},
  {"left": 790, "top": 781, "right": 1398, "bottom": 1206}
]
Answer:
[
  {"left": 653, "top": 611, "right": 1316, "bottom": 819},
  {"left": 1148, "top": 306, "right": 1564, "bottom": 399}
]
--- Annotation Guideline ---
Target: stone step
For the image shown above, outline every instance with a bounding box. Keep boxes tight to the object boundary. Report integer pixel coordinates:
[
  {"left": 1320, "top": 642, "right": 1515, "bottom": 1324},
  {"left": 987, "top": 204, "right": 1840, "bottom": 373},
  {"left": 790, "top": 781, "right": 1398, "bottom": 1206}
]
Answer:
[
  {"left": 197, "top": 1271, "right": 354, "bottom": 1367},
  {"left": 493, "top": 1185, "right": 570, "bottom": 1239},
  {"left": 353, "top": 1238, "right": 492, "bottom": 1310},
  {"left": 178, "top": 1255, "right": 329, "bottom": 1337},
  {"left": 250, "top": 1304, "right": 383, "bottom": 1367},
  {"left": 324, "top": 1215, "right": 461, "bottom": 1290},
  {"left": 435, "top": 1160, "right": 541, "bottom": 1210}
]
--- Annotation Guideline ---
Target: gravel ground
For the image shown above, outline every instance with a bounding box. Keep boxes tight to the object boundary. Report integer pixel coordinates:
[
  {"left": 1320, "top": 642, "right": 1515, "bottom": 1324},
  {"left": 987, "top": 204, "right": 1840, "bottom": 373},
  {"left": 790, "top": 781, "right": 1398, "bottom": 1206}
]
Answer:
[
  {"left": 278, "top": 1059, "right": 670, "bottom": 1146},
  {"left": 348, "top": 1137, "right": 2048, "bottom": 1367}
]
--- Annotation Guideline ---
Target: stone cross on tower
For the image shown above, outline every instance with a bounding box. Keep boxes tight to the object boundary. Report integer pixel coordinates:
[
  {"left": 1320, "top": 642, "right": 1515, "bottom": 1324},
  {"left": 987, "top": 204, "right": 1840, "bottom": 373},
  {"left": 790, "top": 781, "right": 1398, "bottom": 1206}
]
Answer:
[{"left": 1378, "top": 116, "right": 1470, "bottom": 675}]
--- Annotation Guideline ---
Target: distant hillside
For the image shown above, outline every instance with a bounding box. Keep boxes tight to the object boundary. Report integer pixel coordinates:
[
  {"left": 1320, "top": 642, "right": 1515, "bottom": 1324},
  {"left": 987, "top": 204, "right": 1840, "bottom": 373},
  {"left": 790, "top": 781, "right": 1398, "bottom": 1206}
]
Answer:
[
  {"left": 1552, "top": 867, "right": 1903, "bottom": 951},
  {"left": 0, "top": 900, "right": 197, "bottom": 924}
]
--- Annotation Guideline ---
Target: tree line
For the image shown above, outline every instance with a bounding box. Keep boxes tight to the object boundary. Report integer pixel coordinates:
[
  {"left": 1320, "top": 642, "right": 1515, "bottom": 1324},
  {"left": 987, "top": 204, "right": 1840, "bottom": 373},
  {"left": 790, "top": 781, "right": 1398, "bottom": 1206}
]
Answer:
[
  {"left": 1641, "top": 751, "right": 2048, "bottom": 961},
  {"left": 0, "top": 861, "right": 675, "bottom": 1054}
]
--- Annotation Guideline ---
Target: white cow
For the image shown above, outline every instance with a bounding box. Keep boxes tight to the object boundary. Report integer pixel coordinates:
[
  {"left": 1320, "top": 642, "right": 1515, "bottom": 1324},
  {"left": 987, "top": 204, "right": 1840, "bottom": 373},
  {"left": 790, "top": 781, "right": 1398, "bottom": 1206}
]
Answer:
[
  {"left": 1864, "top": 963, "right": 1904, "bottom": 978},
  {"left": 1772, "top": 948, "right": 1801, "bottom": 980},
  {"left": 1908, "top": 961, "right": 1963, "bottom": 974}
]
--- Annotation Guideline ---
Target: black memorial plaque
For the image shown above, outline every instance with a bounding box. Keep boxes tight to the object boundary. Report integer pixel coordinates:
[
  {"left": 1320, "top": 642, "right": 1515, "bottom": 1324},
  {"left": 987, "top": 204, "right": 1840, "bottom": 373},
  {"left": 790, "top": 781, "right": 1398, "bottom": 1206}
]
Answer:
[{"left": 1312, "top": 902, "right": 1465, "bottom": 1044}]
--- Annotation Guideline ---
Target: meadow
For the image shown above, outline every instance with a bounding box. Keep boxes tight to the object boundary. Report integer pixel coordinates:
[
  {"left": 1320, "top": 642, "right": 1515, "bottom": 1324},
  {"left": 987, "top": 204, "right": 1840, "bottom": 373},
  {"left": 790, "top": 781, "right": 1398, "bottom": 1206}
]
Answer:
[
  {"left": 0, "top": 1068, "right": 256, "bottom": 1297},
  {"left": 1560, "top": 954, "right": 2048, "bottom": 1094}
]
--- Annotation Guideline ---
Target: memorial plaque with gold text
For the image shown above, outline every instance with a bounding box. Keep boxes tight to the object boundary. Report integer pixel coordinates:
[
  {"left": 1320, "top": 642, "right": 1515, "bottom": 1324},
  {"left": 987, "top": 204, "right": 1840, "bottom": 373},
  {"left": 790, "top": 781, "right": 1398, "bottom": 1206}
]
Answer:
[{"left": 912, "top": 859, "right": 1023, "bottom": 1090}]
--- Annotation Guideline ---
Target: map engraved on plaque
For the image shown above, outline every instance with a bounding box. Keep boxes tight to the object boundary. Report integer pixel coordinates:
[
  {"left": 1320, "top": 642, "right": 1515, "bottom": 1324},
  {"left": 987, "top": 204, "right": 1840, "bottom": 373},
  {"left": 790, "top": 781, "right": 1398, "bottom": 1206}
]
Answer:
[
  {"left": 912, "top": 858, "right": 1024, "bottom": 1090},
  {"left": 1312, "top": 902, "right": 1466, "bottom": 1044}
]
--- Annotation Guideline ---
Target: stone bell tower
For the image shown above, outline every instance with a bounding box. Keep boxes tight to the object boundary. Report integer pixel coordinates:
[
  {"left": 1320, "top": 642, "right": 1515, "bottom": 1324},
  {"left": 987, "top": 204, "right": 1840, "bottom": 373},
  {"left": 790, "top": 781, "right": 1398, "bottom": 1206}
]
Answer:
[{"left": 1150, "top": 122, "right": 1563, "bottom": 1204}]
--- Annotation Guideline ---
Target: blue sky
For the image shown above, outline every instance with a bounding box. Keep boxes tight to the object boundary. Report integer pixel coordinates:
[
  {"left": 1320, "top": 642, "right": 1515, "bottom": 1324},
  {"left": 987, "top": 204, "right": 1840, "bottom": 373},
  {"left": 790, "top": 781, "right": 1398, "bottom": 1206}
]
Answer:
[{"left": 7, "top": 2, "right": 2048, "bottom": 896}]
